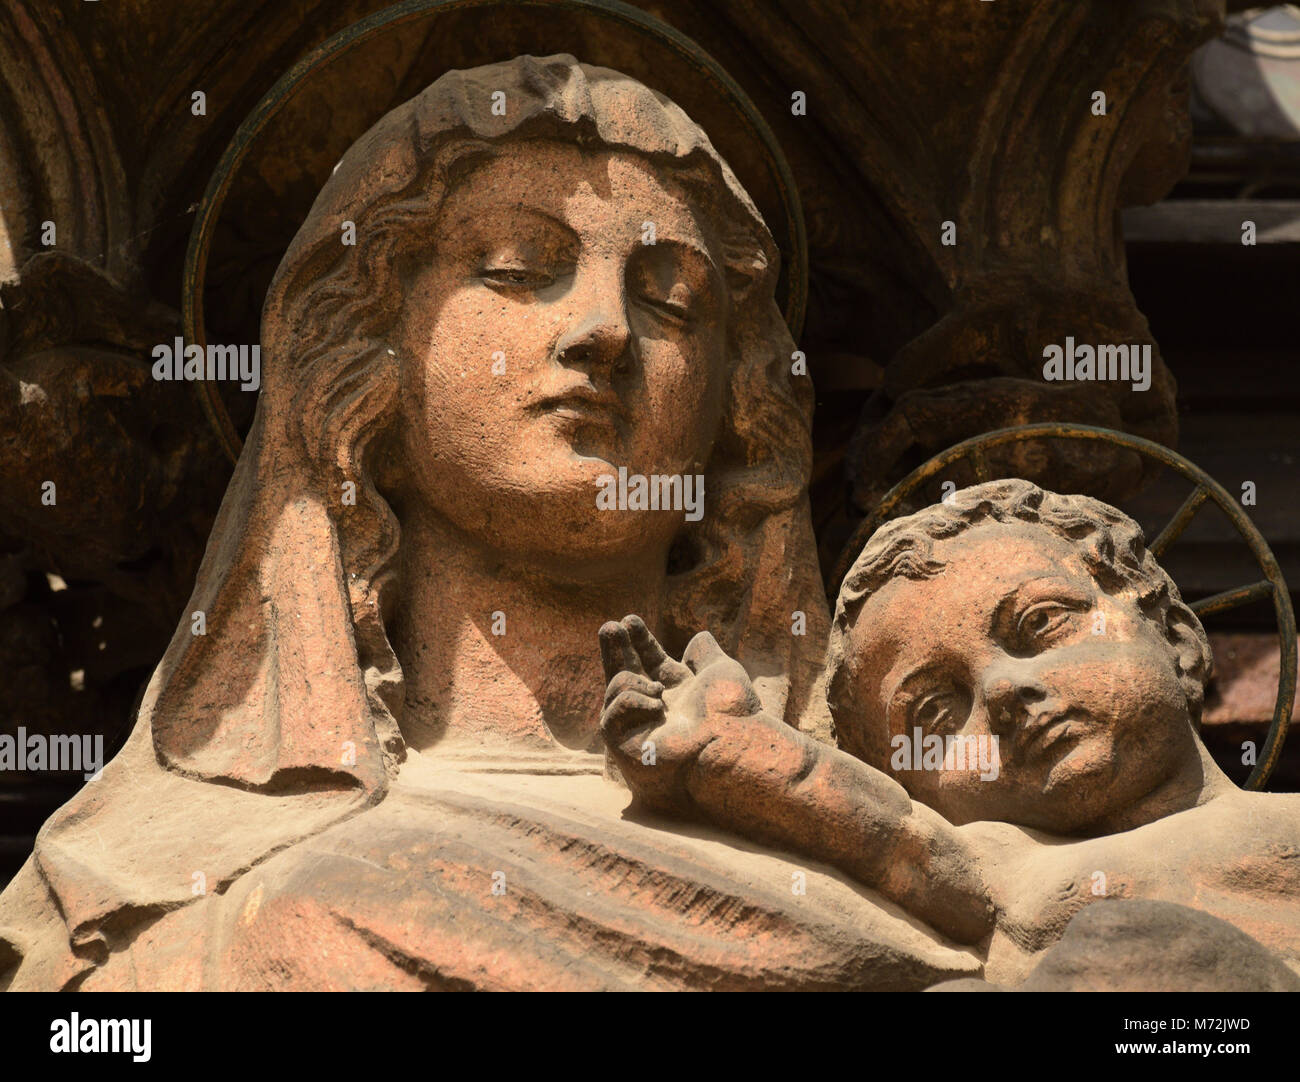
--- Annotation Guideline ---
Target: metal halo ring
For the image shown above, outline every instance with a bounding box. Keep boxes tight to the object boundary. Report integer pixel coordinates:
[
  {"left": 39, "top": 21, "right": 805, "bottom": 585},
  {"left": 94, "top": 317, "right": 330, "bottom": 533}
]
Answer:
[
  {"left": 181, "top": 0, "right": 808, "bottom": 462},
  {"left": 830, "top": 422, "right": 1296, "bottom": 791}
]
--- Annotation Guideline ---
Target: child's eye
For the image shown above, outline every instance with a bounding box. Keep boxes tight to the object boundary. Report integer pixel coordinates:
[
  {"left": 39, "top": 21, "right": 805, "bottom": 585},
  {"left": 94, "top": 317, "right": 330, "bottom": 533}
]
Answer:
[
  {"left": 912, "top": 690, "right": 968, "bottom": 734},
  {"left": 1016, "top": 602, "right": 1076, "bottom": 646}
]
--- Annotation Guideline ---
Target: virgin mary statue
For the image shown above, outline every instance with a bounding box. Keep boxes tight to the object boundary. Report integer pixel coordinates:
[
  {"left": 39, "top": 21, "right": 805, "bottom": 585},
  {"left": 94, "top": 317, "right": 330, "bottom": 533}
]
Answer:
[{"left": 0, "top": 55, "right": 979, "bottom": 990}]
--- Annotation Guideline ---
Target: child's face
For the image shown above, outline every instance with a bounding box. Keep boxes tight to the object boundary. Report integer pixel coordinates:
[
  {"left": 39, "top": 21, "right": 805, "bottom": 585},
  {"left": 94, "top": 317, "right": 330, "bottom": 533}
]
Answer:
[{"left": 845, "top": 522, "right": 1199, "bottom": 832}]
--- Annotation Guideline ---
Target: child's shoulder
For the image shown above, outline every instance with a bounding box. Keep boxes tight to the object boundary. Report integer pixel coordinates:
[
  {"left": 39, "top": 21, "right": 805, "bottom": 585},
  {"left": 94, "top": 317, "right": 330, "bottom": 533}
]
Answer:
[
  {"left": 1221, "top": 786, "right": 1300, "bottom": 837},
  {"left": 956, "top": 787, "right": 1300, "bottom": 869}
]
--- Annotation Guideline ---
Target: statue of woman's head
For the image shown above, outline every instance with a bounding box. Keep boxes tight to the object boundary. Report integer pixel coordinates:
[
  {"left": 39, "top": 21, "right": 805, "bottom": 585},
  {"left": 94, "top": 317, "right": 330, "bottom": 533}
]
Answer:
[{"left": 252, "top": 54, "right": 820, "bottom": 750}]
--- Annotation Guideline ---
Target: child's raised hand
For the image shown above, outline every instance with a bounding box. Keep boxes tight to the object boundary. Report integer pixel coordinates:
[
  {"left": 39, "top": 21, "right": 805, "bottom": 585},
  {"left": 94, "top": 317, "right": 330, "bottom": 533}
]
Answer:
[{"left": 598, "top": 615, "right": 770, "bottom": 816}]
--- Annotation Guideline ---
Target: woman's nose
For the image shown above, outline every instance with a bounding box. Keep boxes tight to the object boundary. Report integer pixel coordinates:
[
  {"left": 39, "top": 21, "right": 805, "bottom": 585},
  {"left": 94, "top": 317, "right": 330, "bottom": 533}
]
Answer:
[
  {"left": 552, "top": 262, "right": 634, "bottom": 376},
  {"left": 555, "top": 308, "right": 632, "bottom": 374}
]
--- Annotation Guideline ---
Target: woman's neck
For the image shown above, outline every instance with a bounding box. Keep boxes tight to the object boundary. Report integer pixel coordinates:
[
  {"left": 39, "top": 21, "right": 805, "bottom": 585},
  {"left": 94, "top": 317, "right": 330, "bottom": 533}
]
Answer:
[{"left": 393, "top": 510, "right": 668, "bottom": 755}]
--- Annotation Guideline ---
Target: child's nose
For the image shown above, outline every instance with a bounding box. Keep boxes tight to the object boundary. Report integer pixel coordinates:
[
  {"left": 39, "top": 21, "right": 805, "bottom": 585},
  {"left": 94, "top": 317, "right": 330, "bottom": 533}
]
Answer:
[{"left": 981, "top": 664, "right": 1049, "bottom": 736}]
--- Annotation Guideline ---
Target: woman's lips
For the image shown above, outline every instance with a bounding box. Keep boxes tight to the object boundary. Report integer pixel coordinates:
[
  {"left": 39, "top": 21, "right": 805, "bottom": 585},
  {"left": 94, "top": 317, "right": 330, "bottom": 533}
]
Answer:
[{"left": 532, "top": 386, "right": 624, "bottom": 434}]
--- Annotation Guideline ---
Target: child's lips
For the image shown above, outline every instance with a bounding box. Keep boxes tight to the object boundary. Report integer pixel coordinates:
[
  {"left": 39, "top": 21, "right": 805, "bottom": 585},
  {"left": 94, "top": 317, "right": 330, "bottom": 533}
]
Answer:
[{"left": 1020, "top": 713, "right": 1084, "bottom": 757}]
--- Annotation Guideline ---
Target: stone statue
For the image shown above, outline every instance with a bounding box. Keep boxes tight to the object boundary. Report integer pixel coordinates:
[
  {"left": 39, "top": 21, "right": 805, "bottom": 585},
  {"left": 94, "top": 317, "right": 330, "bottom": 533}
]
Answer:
[
  {"left": 1, "top": 55, "right": 987, "bottom": 992},
  {"left": 600, "top": 479, "right": 1300, "bottom": 990},
  {"left": 7, "top": 51, "right": 1279, "bottom": 995}
]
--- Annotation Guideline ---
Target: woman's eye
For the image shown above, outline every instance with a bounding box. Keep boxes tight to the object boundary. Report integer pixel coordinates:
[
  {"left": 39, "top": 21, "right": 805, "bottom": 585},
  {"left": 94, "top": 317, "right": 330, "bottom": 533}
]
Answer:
[
  {"left": 481, "top": 266, "right": 552, "bottom": 289},
  {"left": 635, "top": 281, "right": 694, "bottom": 322},
  {"left": 647, "top": 297, "right": 690, "bottom": 320}
]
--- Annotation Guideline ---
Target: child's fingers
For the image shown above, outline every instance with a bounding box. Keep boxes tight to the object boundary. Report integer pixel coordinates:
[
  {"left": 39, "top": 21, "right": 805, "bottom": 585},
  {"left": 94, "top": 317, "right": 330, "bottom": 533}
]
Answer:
[
  {"left": 599, "top": 621, "right": 644, "bottom": 683},
  {"left": 603, "top": 670, "right": 663, "bottom": 708},
  {"left": 682, "top": 630, "right": 728, "bottom": 674},
  {"left": 600, "top": 690, "right": 666, "bottom": 745},
  {"left": 623, "top": 615, "right": 690, "bottom": 687}
]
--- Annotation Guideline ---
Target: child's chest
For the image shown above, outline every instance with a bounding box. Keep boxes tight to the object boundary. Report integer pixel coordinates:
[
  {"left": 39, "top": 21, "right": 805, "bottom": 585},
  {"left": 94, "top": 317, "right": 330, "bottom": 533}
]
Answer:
[{"left": 973, "top": 801, "right": 1300, "bottom": 983}]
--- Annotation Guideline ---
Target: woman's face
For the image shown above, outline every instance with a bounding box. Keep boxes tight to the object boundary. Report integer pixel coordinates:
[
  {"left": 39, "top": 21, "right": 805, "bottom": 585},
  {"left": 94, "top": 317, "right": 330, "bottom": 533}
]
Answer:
[{"left": 392, "top": 138, "right": 731, "bottom": 573}]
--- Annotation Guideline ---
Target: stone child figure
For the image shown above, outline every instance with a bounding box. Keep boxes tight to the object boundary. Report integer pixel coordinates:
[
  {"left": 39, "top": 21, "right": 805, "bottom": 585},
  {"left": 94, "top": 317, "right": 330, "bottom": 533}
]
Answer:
[
  {"left": 601, "top": 479, "right": 1300, "bottom": 987},
  {"left": 2, "top": 56, "right": 981, "bottom": 992}
]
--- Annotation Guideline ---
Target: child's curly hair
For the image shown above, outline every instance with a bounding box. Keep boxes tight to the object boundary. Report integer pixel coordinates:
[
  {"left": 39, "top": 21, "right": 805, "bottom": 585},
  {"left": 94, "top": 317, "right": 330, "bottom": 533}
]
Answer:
[{"left": 827, "top": 479, "right": 1213, "bottom": 763}]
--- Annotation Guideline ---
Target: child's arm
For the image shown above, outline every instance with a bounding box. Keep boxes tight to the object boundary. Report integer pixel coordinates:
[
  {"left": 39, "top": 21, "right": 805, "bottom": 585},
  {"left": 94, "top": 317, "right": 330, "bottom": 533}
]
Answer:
[{"left": 599, "top": 616, "right": 995, "bottom": 945}]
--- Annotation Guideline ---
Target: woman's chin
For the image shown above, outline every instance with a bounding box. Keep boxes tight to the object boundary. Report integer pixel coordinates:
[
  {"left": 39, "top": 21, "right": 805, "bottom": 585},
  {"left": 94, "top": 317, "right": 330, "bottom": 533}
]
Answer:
[{"left": 453, "top": 481, "right": 675, "bottom": 564}]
